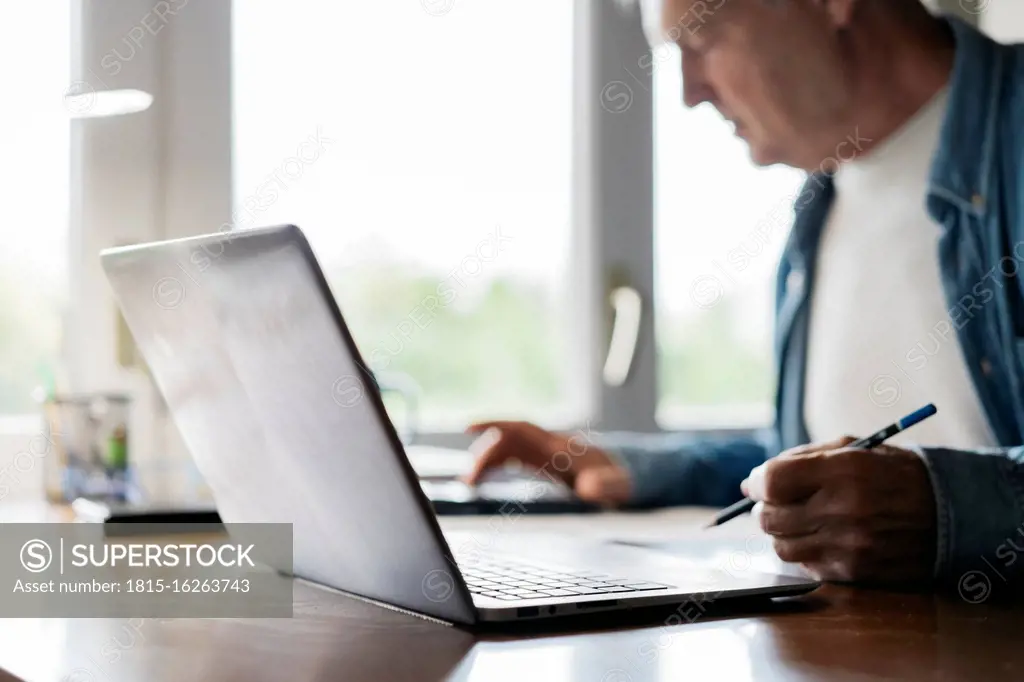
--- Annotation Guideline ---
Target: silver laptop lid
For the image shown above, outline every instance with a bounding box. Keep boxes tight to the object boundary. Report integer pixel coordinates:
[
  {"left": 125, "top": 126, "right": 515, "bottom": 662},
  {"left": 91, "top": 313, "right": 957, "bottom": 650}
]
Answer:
[{"left": 101, "top": 225, "right": 476, "bottom": 624}]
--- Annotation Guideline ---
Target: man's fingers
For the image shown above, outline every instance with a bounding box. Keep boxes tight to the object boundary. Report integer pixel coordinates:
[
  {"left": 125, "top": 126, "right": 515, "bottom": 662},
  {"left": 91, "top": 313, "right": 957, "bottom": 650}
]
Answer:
[
  {"left": 465, "top": 421, "right": 551, "bottom": 452},
  {"left": 744, "top": 437, "right": 855, "bottom": 502},
  {"left": 744, "top": 453, "right": 828, "bottom": 504},
  {"left": 464, "top": 435, "right": 518, "bottom": 485},
  {"left": 758, "top": 500, "right": 823, "bottom": 537},
  {"left": 779, "top": 436, "right": 856, "bottom": 459},
  {"left": 772, "top": 533, "right": 825, "bottom": 565},
  {"left": 463, "top": 422, "right": 555, "bottom": 485},
  {"left": 574, "top": 467, "right": 631, "bottom": 506},
  {"left": 466, "top": 421, "right": 528, "bottom": 436}
]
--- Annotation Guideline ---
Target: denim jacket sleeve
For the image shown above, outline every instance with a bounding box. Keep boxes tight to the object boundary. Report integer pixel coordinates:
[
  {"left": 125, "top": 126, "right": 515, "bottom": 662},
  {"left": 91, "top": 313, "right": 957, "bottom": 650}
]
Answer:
[
  {"left": 918, "top": 445, "right": 1024, "bottom": 584},
  {"left": 598, "top": 431, "right": 773, "bottom": 508}
]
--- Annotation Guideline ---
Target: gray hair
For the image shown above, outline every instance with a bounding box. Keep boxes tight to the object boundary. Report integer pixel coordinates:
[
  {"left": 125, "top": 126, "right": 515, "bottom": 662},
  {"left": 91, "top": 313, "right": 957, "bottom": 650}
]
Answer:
[
  {"left": 625, "top": 0, "right": 937, "bottom": 48},
  {"left": 615, "top": 0, "right": 671, "bottom": 47}
]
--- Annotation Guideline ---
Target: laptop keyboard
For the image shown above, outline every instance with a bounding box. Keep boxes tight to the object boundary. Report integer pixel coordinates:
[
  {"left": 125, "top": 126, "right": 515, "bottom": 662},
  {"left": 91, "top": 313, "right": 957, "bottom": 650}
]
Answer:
[{"left": 459, "top": 556, "right": 672, "bottom": 601}]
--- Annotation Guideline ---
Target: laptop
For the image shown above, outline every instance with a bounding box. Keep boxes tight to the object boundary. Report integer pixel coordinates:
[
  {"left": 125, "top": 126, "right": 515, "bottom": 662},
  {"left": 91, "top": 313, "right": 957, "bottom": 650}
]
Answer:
[{"left": 100, "top": 225, "right": 818, "bottom": 625}]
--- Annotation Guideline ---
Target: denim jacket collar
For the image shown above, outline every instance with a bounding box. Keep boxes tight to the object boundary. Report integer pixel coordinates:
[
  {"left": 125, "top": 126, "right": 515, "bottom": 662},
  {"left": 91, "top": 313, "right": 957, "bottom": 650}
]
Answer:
[{"left": 927, "top": 16, "right": 1006, "bottom": 220}]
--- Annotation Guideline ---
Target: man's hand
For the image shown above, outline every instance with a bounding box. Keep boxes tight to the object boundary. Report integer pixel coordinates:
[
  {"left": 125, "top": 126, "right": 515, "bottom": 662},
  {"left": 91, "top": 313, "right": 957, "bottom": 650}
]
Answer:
[
  {"left": 742, "top": 437, "right": 938, "bottom": 584},
  {"left": 464, "top": 421, "right": 632, "bottom": 506}
]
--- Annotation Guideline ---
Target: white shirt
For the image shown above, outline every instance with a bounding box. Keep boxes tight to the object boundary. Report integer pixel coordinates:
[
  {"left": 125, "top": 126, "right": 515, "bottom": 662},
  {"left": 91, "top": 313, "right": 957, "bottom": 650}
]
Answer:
[{"left": 803, "top": 88, "right": 997, "bottom": 449}]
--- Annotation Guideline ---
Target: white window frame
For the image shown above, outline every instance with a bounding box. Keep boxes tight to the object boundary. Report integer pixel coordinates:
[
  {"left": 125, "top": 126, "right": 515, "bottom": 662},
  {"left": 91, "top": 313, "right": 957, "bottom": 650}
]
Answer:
[{"left": 576, "top": 0, "right": 659, "bottom": 434}]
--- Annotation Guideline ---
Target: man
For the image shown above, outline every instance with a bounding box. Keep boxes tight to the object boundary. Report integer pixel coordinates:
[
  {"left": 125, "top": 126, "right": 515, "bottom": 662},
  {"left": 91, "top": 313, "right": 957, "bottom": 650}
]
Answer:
[{"left": 466, "top": 0, "right": 1024, "bottom": 588}]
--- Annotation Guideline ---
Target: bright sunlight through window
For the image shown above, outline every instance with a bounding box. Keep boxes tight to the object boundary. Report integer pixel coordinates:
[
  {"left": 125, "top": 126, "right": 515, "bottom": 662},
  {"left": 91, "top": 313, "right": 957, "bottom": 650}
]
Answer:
[
  {"left": 0, "top": 5, "right": 70, "bottom": 415},
  {"left": 654, "top": 48, "right": 805, "bottom": 428},
  {"left": 233, "top": 2, "right": 577, "bottom": 433}
]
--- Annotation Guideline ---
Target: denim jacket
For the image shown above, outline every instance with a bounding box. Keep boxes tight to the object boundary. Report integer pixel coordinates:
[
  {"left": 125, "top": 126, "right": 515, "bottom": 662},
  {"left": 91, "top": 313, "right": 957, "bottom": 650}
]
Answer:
[{"left": 609, "top": 17, "right": 1024, "bottom": 585}]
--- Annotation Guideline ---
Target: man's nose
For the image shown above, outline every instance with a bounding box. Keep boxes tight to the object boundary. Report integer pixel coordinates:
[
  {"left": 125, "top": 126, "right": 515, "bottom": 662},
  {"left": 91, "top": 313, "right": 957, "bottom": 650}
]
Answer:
[{"left": 681, "top": 60, "right": 713, "bottom": 109}]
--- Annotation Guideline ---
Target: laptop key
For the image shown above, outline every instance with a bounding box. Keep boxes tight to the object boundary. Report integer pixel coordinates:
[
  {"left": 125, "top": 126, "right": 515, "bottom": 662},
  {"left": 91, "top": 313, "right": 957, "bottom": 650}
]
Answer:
[
  {"left": 455, "top": 556, "right": 647, "bottom": 599},
  {"left": 564, "top": 586, "right": 604, "bottom": 595}
]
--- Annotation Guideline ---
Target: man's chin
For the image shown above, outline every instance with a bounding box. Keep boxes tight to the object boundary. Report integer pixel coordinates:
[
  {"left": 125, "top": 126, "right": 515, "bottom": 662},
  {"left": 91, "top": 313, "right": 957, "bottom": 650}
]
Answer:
[
  {"left": 746, "top": 145, "right": 775, "bottom": 168},
  {"left": 746, "top": 142, "right": 787, "bottom": 169},
  {"left": 734, "top": 128, "right": 791, "bottom": 168}
]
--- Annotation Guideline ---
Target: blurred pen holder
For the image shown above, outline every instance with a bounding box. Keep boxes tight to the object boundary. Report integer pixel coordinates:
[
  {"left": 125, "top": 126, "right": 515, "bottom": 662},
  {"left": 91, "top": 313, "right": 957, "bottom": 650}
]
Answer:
[
  {"left": 373, "top": 372, "right": 421, "bottom": 444},
  {"left": 41, "top": 393, "right": 132, "bottom": 503}
]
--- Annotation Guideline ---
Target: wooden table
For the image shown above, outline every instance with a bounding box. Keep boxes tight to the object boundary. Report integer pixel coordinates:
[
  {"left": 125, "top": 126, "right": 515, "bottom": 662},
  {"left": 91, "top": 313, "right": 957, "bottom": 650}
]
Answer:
[{"left": 0, "top": 504, "right": 1020, "bottom": 682}]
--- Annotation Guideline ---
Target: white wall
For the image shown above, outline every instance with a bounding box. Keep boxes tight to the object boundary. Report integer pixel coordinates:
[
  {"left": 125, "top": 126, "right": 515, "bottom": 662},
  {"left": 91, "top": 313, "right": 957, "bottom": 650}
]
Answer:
[
  {"left": 932, "top": 0, "right": 981, "bottom": 24},
  {"left": 983, "top": 0, "right": 1024, "bottom": 42}
]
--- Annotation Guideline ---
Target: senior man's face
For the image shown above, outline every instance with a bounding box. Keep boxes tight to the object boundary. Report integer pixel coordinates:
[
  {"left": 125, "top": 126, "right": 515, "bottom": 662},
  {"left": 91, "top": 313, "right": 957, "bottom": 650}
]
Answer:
[{"left": 662, "top": 0, "right": 852, "bottom": 169}]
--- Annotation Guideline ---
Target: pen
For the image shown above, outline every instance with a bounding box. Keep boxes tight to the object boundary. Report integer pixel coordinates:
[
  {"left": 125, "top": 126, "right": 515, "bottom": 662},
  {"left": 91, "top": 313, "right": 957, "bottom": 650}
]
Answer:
[{"left": 704, "top": 403, "right": 938, "bottom": 529}]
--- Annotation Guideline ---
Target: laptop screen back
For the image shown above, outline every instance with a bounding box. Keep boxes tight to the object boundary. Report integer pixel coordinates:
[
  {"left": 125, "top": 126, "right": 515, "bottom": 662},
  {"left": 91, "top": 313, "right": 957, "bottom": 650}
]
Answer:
[{"left": 101, "top": 225, "right": 476, "bottom": 624}]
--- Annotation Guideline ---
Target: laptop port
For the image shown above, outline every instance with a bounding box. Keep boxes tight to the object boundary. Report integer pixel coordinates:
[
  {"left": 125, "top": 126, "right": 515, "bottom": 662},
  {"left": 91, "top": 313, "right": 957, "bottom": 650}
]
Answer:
[
  {"left": 516, "top": 606, "right": 540, "bottom": 618},
  {"left": 576, "top": 599, "right": 617, "bottom": 610}
]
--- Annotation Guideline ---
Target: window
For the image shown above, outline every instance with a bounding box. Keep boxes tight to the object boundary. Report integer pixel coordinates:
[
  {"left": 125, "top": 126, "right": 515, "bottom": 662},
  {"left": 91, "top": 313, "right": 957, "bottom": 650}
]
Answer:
[
  {"left": 233, "top": 2, "right": 579, "bottom": 433},
  {"left": 0, "top": 4, "right": 70, "bottom": 415},
  {"left": 653, "top": 46, "right": 805, "bottom": 428}
]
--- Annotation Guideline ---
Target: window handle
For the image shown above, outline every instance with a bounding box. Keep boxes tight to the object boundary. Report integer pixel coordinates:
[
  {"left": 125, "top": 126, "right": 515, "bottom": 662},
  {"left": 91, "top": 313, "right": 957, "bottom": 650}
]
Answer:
[
  {"left": 371, "top": 371, "right": 421, "bottom": 444},
  {"left": 603, "top": 285, "right": 643, "bottom": 387}
]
